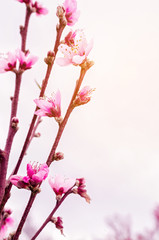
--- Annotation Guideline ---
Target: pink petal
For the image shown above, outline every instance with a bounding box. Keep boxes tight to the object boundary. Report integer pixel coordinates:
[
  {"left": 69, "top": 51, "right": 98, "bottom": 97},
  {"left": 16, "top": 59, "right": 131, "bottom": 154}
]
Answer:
[
  {"left": 34, "top": 109, "right": 47, "bottom": 117},
  {"left": 10, "top": 175, "right": 21, "bottom": 186},
  {"left": 56, "top": 57, "right": 72, "bottom": 66},
  {"left": 34, "top": 99, "right": 53, "bottom": 111},
  {"left": 54, "top": 90, "right": 61, "bottom": 108},
  {"left": 72, "top": 55, "right": 86, "bottom": 64},
  {"left": 85, "top": 39, "right": 93, "bottom": 56},
  {"left": 27, "top": 163, "right": 35, "bottom": 178}
]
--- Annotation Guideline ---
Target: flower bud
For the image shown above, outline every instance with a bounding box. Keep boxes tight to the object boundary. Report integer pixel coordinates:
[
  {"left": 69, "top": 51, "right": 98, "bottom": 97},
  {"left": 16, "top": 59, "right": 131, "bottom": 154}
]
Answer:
[
  {"left": 34, "top": 132, "right": 41, "bottom": 138},
  {"left": 56, "top": 6, "right": 67, "bottom": 26},
  {"left": 56, "top": 6, "right": 65, "bottom": 18},
  {"left": 11, "top": 117, "right": 19, "bottom": 129},
  {"left": 44, "top": 51, "right": 55, "bottom": 65},
  {"left": 51, "top": 216, "right": 64, "bottom": 235},
  {"left": 55, "top": 116, "right": 63, "bottom": 125},
  {"left": 53, "top": 152, "right": 64, "bottom": 161},
  {"left": 75, "top": 178, "right": 91, "bottom": 203}
]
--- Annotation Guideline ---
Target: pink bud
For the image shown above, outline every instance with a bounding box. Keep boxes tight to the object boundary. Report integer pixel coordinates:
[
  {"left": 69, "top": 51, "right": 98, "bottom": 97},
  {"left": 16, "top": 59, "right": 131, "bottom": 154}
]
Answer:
[
  {"left": 11, "top": 117, "right": 19, "bottom": 129},
  {"left": 51, "top": 216, "right": 64, "bottom": 235},
  {"left": 53, "top": 152, "right": 64, "bottom": 161},
  {"left": 76, "top": 178, "right": 91, "bottom": 203}
]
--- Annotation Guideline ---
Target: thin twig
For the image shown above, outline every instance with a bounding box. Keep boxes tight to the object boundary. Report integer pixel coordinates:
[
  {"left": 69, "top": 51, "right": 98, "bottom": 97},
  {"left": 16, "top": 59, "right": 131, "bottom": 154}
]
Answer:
[
  {"left": 0, "top": 4, "right": 32, "bottom": 210},
  {"left": 13, "top": 192, "right": 37, "bottom": 240},
  {"left": 47, "top": 67, "right": 87, "bottom": 166},
  {"left": 31, "top": 189, "right": 73, "bottom": 240}
]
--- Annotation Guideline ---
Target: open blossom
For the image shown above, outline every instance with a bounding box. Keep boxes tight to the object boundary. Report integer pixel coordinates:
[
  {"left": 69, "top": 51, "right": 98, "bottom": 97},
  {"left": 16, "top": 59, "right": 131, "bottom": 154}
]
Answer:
[
  {"left": 10, "top": 163, "right": 49, "bottom": 190},
  {"left": 34, "top": 90, "right": 61, "bottom": 118},
  {"left": 16, "top": 49, "right": 38, "bottom": 71},
  {"left": 63, "top": 0, "right": 80, "bottom": 26},
  {"left": 0, "top": 49, "right": 38, "bottom": 73},
  {"left": 0, "top": 209, "right": 13, "bottom": 239},
  {"left": 49, "top": 175, "right": 76, "bottom": 199},
  {"left": 0, "top": 52, "right": 17, "bottom": 73},
  {"left": 73, "top": 86, "right": 95, "bottom": 106},
  {"left": 57, "top": 30, "right": 93, "bottom": 66},
  {"left": 31, "top": 2, "right": 48, "bottom": 16}
]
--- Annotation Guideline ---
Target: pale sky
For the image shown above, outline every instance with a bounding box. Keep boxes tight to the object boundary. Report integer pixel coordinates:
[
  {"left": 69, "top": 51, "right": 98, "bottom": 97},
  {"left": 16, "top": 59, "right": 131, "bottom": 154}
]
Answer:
[{"left": 1, "top": 0, "right": 159, "bottom": 239}]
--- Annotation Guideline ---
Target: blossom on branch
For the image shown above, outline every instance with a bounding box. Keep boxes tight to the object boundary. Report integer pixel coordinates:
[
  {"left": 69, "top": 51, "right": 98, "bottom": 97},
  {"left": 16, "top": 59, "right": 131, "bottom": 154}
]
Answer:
[
  {"left": 31, "top": 2, "right": 48, "bottom": 16},
  {"left": 16, "top": 0, "right": 48, "bottom": 16},
  {"left": 10, "top": 163, "right": 49, "bottom": 191},
  {"left": 27, "top": 162, "right": 49, "bottom": 185},
  {"left": 49, "top": 175, "right": 76, "bottom": 200},
  {"left": 0, "top": 209, "right": 13, "bottom": 239},
  {"left": 0, "top": 52, "right": 17, "bottom": 73},
  {"left": 63, "top": 0, "right": 80, "bottom": 26},
  {"left": 34, "top": 90, "right": 61, "bottom": 119},
  {"left": 56, "top": 30, "right": 93, "bottom": 66},
  {"left": 16, "top": 49, "right": 38, "bottom": 71},
  {"left": 0, "top": 49, "right": 38, "bottom": 73},
  {"left": 73, "top": 86, "right": 95, "bottom": 107}
]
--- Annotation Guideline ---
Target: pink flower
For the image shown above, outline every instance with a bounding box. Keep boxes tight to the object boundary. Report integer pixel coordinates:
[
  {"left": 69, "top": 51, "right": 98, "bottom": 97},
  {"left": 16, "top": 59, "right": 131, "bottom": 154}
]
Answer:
[
  {"left": 31, "top": 2, "right": 48, "bottom": 16},
  {"left": 17, "top": 0, "right": 31, "bottom": 3},
  {"left": 10, "top": 163, "right": 49, "bottom": 190},
  {"left": 0, "top": 49, "right": 38, "bottom": 73},
  {"left": 16, "top": 49, "right": 38, "bottom": 71},
  {"left": 0, "top": 52, "right": 17, "bottom": 73},
  {"left": 34, "top": 90, "right": 61, "bottom": 118},
  {"left": 9, "top": 175, "right": 30, "bottom": 189},
  {"left": 63, "top": 0, "right": 80, "bottom": 26},
  {"left": 76, "top": 178, "right": 91, "bottom": 203},
  {"left": 57, "top": 30, "right": 93, "bottom": 66},
  {"left": 73, "top": 86, "right": 95, "bottom": 106},
  {"left": 17, "top": 0, "right": 48, "bottom": 16},
  {"left": 0, "top": 209, "right": 13, "bottom": 239},
  {"left": 27, "top": 162, "right": 49, "bottom": 185},
  {"left": 49, "top": 175, "right": 76, "bottom": 198}
]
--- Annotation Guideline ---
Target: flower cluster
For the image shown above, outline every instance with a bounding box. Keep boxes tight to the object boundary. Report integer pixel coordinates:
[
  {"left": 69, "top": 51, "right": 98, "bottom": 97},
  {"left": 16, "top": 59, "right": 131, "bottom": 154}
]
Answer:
[
  {"left": 10, "top": 163, "right": 49, "bottom": 191},
  {"left": 0, "top": 0, "right": 94, "bottom": 238},
  {"left": 0, "top": 49, "right": 38, "bottom": 73},
  {"left": 57, "top": 29, "right": 93, "bottom": 66}
]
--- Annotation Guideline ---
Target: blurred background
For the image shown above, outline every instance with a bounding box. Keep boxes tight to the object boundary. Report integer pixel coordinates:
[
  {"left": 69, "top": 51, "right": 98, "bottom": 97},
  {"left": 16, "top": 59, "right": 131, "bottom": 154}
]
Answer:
[{"left": 1, "top": 0, "right": 159, "bottom": 239}]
